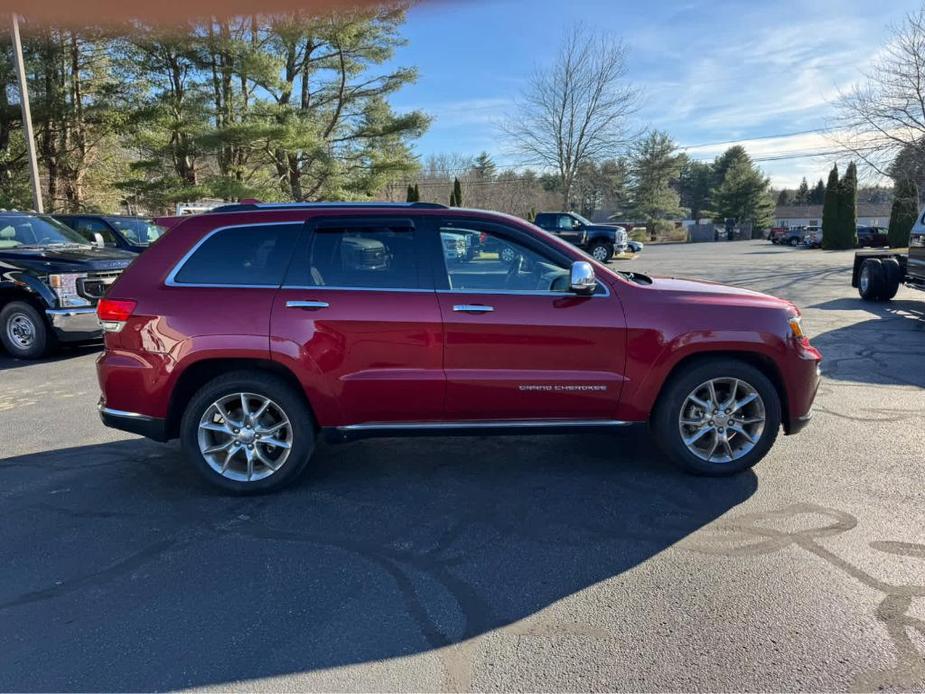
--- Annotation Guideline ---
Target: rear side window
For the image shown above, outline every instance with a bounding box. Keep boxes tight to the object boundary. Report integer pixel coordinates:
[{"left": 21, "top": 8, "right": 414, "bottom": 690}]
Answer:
[
  {"left": 290, "top": 224, "right": 421, "bottom": 289},
  {"left": 171, "top": 223, "right": 301, "bottom": 286}
]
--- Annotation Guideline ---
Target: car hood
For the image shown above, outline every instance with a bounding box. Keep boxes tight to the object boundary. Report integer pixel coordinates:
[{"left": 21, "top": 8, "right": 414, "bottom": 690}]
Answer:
[
  {"left": 645, "top": 275, "right": 792, "bottom": 309},
  {"left": 0, "top": 245, "right": 135, "bottom": 273},
  {"left": 586, "top": 224, "right": 625, "bottom": 233}
]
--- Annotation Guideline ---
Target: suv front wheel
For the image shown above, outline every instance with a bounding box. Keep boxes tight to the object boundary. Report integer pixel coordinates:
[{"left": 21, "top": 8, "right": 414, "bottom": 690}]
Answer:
[
  {"left": 652, "top": 359, "right": 781, "bottom": 476},
  {"left": 180, "top": 371, "right": 316, "bottom": 493},
  {"left": 589, "top": 241, "right": 614, "bottom": 262}
]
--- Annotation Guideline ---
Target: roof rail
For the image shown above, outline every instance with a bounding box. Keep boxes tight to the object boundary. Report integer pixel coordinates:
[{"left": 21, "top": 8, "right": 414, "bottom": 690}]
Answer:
[{"left": 207, "top": 201, "right": 448, "bottom": 214}]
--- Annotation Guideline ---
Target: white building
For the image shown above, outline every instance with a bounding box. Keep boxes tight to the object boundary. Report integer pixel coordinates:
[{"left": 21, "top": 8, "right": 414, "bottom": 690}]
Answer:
[{"left": 774, "top": 203, "right": 892, "bottom": 228}]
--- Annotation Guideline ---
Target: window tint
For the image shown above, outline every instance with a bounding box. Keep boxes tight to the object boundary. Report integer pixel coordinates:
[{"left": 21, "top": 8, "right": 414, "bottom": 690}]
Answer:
[
  {"left": 172, "top": 224, "right": 300, "bottom": 286},
  {"left": 439, "top": 224, "right": 570, "bottom": 293},
  {"left": 294, "top": 225, "right": 421, "bottom": 289}
]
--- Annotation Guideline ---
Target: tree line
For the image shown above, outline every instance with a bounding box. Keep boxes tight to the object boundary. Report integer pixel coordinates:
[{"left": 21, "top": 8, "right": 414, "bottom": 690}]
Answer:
[{"left": 0, "top": 7, "right": 429, "bottom": 213}]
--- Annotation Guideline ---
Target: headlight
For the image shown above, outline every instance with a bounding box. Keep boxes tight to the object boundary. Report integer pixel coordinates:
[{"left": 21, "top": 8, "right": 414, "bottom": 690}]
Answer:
[{"left": 48, "top": 273, "right": 90, "bottom": 307}]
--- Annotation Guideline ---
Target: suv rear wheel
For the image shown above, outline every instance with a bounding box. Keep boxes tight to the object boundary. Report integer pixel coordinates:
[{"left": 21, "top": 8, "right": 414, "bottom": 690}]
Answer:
[
  {"left": 652, "top": 359, "right": 781, "bottom": 476},
  {"left": 0, "top": 301, "right": 52, "bottom": 359},
  {"left": 180, "top": 371, "right": 315, "bottom": 493}
]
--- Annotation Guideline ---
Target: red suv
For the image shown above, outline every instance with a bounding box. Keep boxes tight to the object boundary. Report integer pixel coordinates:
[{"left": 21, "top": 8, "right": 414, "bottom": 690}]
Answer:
[{"left": 97, "top": 202, "right": 821, "bottom": 492}]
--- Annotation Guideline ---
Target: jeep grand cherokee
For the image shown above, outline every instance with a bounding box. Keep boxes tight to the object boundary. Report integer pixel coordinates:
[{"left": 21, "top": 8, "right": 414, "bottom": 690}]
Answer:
[{"left": 96, "top": 202, "right": 822, "bottom": 492}]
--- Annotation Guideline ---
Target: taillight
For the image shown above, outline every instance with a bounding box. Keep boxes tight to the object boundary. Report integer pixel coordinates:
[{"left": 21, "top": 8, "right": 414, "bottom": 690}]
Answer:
[{"left": 97, "top": 298, "right": 136, "bottom": 332}]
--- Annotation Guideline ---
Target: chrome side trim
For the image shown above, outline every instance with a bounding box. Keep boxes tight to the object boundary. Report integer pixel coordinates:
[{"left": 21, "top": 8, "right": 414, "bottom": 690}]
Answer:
[
  {"left": 337, "top": 419, "right": 631, "bottom": 433},
  {"left": 437, "top": 283, "right": 611, "bottom": 298},
  {"left": 98, "top": 405, "right": 157, "bottom": 422},
  {"left": 165, "top": 221, "right": 302, "bottom": 288},
  {"left": 281, "top": 285, "right": 434, "bottom": 293}
]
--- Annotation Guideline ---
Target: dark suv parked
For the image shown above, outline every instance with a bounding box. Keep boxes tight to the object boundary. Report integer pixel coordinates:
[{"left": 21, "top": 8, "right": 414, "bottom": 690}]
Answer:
[
  {"left": 0, "top": 212, "right": 135, "bottom": 358},
  {"left": 533, "top": 212, "right": 628, "bottom": 262},
  {"left": 97, "top": 202, "right": 821, "bottom": 493},
  {"left": 54, "top": 214, "right": 165, "bottom": 253}
]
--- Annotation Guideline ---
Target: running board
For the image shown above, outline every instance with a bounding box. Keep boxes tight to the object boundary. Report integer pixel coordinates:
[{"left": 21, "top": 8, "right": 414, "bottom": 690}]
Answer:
[{"left": 325, "top": 419, "right": 634, "bottom": 443}]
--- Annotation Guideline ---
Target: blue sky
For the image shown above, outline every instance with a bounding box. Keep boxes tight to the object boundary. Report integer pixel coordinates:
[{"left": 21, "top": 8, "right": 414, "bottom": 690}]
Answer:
[{"left": 389, "top": 0, "right": 922, "bottom": 188}]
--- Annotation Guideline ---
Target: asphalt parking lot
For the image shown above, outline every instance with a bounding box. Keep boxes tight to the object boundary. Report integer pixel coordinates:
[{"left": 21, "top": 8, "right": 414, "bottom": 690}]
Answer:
[{"left": 1, "top": 239, "right": 923, "bottom": 692}]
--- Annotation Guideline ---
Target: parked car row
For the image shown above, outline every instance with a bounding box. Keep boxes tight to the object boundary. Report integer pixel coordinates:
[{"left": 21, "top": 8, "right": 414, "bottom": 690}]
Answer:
[
  {"left": 770, "top": 225, "right": 890, "bottom": 249},
  {"left": 0, "top": 212, "right": 163, "bottom": 359}
]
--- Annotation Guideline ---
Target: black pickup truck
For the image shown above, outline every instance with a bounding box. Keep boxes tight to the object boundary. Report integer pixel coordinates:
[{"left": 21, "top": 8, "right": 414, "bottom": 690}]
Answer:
[
  {"left": 0, "top": 212, "right": 135, "bottom": 359},
  {"left": 533, "top": 212, "right": 628, "bottom": 262},
  {"left": 852, "top": 210, "right": 925, "bottom": 301}
]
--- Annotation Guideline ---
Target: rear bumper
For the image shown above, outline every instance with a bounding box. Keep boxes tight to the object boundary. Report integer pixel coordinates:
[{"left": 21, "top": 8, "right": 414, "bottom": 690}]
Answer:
[
  {"left": 99, "top": 402, "right": 169, "bottom": 442},
  {"left": 46, "top": 307, "right": 102, "bottom": 342}
]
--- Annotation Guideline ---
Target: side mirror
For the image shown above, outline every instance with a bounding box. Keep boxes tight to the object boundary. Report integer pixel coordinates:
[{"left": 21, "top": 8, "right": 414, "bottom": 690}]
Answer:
[
  {"left": 570, "top": 261, "right": 597, "bottom": 295},
  {"left": 92, "top": 232, "right": 106, "bottom": 248}
]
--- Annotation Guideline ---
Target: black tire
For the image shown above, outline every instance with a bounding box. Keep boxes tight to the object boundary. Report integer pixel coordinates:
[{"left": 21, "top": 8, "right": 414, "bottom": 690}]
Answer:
[
  {"left": 789, "top": 237, "right": 800, "bottom": 247},
  {"left": 858, "top": 258, "right": 886, "bottom": 301},
  {"left": 652, "top": 358, "right": 781, "bottom": 476},
  {"left": 180, "top": 371, "right": 316, "bottom": 494},
  {"left": 880, "top": 257, "right": 902, "bottom": 301},
  {"left": 0, "top": 300, "right": 53, "bottom": 359},
  {"left": 589, "top": 241, "right": 614, "bottom": 263}
]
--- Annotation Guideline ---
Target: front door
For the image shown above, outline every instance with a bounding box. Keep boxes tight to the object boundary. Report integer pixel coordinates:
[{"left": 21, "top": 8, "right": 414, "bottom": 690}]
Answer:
[
  {"left": 429, "top": 217, "right": 627, "bottom": 421},
  {"left": 271, "top": 215, "right": 445, "bottom": 426},
  {"left": 554, "top": 214, "right": 584, "bottom": 246}
]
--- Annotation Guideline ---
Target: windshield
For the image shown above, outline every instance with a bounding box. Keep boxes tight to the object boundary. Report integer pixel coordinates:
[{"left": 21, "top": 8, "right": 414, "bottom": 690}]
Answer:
[
  {"left": 571, "top": 212, "right": 594, "bottom": 226},
  {"left": 106, "top": 217, "right": 165, "bottom": 246},
  {"left": 0, "top": 215, "right": 90, "bottom": 249}
]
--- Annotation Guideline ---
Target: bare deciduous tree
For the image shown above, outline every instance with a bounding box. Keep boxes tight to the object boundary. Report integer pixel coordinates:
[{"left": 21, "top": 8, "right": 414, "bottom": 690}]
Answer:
[
  {"left": 834, "top": 8, "right": 925, "bottom": 184},
  {"left": 504, "top": 24, "right": 639, "bottom": 209}
]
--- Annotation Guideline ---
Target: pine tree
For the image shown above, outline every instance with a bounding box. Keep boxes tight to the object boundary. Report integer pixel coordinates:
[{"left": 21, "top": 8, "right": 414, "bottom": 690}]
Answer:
[
  {"left": 810, "top": 178, "right": 826, "bottom": 205},
  {"left": 453, "top": 177, "right": 462, "bottom": 207},
  {"left": 449, "top": 190, "right": 457, "bottom": 206},
  {"left": 472, "top": 152, "right": 496, "bottom": 180},
  {"left": 796, "top": 177, "right": 810, "bottom": 204},
  {"left": 887, "top": 177, "right": 919, "bottom": 248},
  {"left": 710, "top": 146, "right": 775, "bottom": 229},
  {"left": 835, "top": 162, "right": 858, "bottom": 249},
  {"left": 413, "top": 183, "right": 420, "bottom": 201},
  {"left": 406, "top": 184, "right": 416, "bottom": 202},
  {"left": 821, "top": 164, "right": 839, "bottom": 249}
]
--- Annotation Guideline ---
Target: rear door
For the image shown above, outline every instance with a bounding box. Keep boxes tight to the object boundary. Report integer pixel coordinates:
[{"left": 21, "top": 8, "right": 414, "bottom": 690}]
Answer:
[
  {"left": 270, "top": 215, "right": 445, "bottom": 426},
  {"left": 428, "top": 216, "right": 627, "bottom": 421}
]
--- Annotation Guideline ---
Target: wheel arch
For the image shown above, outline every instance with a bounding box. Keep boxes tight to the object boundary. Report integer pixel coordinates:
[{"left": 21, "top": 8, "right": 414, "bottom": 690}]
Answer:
[
  {"left": 651, "top": 350, "right": 790, "bottom": 433},
  {"left": 165, "top": 357, "right": 317, "bottom": 439}
]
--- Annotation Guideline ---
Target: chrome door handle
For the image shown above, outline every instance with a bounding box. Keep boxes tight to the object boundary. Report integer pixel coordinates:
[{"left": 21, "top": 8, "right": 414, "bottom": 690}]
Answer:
[
  {"left": 286, "top": 300, "right": 329, "bottom": 310},
  {"left": 453, "top": 304, "right": 494, "bottom": 313}
]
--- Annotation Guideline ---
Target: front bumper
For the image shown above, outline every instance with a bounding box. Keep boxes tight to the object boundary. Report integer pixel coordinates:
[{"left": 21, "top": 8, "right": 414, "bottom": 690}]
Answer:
[
  {"left": 98, "top": 401, "right": 169, "bottom": 442},
  {"left": 45, "top": 307, "right": 102, "bottom": 342}
]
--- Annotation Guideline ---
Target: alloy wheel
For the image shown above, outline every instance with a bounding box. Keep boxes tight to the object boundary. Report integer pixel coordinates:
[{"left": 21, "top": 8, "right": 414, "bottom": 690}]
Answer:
[
  {"left": 6, "top": 312, "right": 36, "bottom": 350},
  {"left": 592, "top": 245, "right": 609, "bottom": 261},
  {"left": 197, "top": 392, "right": 293, "bottom": 482},
  {"left": 678, "top": 377, "right": 766, "bottom": 463}
]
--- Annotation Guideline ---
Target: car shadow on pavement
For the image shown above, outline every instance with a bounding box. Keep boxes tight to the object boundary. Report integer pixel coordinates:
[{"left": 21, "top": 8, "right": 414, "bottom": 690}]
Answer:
[
  {"left": 810, "top": 298, "right": 925, "bottom": 388},
  {"left": 0, "top": 430, "right": 756, "bottom": 691},
  {"left": 0, "top": 342, "right": 102, "bottom": 371}
]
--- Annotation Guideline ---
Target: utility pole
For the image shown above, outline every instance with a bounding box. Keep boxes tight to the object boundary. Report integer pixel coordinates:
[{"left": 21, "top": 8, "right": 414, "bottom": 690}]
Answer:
[{"left": 10, "top": 13, "right": 43, "bottom": 213}]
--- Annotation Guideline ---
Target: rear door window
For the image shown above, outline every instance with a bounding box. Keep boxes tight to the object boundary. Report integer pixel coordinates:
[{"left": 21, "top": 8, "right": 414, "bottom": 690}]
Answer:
[
  {"left": 170, "top": 223, "right": 301, "bottom": 286},
  {"left": 287, "top": 219, "right": 423, "bottom": 289}
]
